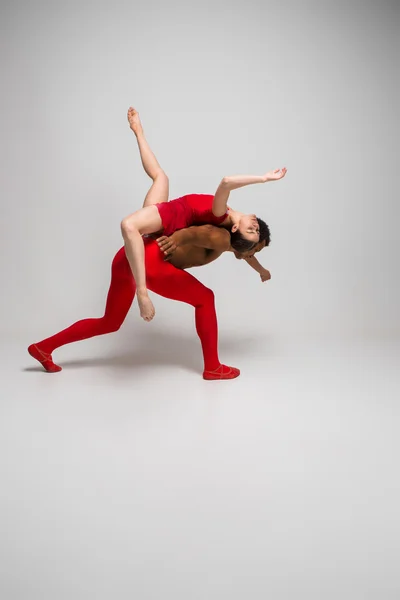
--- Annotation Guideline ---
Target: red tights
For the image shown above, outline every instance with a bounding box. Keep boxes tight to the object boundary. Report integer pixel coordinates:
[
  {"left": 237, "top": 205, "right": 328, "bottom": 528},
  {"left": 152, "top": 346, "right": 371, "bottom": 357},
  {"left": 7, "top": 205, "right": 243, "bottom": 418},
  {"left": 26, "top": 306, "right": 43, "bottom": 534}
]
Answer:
[{"left": 28, "top": 240, "right": 239, "bottom": 378}]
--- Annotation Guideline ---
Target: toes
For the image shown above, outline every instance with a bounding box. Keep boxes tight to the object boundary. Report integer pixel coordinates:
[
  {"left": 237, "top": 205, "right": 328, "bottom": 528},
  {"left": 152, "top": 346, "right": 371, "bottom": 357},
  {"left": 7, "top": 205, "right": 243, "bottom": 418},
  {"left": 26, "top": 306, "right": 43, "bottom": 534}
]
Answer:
[{"left": 143, "top": 312, "right": 155, "bottom": 322}]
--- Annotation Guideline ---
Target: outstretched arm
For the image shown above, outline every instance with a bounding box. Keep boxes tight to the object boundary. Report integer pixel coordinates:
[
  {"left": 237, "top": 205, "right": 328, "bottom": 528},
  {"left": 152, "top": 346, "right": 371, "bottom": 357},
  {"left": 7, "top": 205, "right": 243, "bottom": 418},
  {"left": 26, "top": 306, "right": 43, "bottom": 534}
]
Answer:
[
  {"left": 212, "top": 168, "right": 287, "bottom": 217},
  {"left": 156, "top": 225, "right": 231, "bottom": 255},
  {"left": 244, "top": 256, "right": 271, "bottom": 282}
]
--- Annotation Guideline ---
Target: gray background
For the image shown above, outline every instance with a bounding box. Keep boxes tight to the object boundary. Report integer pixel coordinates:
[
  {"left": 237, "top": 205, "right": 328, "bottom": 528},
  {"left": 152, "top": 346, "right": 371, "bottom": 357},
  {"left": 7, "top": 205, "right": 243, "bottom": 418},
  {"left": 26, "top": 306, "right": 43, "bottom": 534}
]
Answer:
[
  {"left": 1, "top": 1, "right": 399, "bottom": 599},
  {"left": 1, "top": 0, "right": 399, "bottom": 339}
]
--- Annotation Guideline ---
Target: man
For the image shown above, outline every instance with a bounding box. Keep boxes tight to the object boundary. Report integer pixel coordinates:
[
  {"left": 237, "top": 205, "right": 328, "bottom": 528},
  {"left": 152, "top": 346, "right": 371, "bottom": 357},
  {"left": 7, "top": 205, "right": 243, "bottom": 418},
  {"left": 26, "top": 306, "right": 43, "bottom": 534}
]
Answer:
[{"left": 27, "top": 224, "right": 270, "bottom": 380}]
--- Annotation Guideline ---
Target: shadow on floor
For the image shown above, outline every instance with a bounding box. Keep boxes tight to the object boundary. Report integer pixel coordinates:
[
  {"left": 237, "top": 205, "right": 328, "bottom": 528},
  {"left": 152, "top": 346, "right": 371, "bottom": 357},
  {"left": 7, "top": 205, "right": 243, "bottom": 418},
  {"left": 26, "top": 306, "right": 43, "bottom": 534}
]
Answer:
[{"left": 23, "top": 329, "right": 265, "bottom": 374}]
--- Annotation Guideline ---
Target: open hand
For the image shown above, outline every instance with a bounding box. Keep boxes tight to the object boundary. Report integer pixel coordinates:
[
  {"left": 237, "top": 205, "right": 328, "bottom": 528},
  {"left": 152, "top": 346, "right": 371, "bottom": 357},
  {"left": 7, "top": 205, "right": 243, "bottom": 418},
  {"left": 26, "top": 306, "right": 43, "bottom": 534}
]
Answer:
[
  {"left": 260, "top": 268, "right": 271, "bottom": 282},
  {"left": 263, "top": 167, "right": 287, "bottom": 182}
]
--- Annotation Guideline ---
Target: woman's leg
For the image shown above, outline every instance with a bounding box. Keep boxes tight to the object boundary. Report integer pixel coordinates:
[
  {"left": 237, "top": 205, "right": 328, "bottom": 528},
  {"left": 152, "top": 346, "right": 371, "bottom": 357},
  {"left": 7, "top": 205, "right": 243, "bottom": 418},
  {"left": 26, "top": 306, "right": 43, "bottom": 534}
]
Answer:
[
  {"left": 127, "top": 107, "right": 169, "bottom": 207},
  {"left": 121, "top": 107, "right": 170, "bottom": 321},
  {"left": 144, "top": 241, "right": 240, "bottom": 379},
  {"left": 28, "top": 248, "right": 136, "bottom": 372}
]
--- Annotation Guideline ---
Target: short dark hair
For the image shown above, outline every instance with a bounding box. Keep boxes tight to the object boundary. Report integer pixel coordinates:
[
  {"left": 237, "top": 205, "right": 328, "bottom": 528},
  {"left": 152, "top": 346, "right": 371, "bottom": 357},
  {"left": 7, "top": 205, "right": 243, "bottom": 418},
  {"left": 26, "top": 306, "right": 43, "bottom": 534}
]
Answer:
[
  {"left": 257, "top": 217, "right": 271, "bottom": 247},
  {"left": 230, "top": 231, "right": 257, "bottom": 252},
  {"left": 230, "top": 217, "right": 271, "bottom": 252}
]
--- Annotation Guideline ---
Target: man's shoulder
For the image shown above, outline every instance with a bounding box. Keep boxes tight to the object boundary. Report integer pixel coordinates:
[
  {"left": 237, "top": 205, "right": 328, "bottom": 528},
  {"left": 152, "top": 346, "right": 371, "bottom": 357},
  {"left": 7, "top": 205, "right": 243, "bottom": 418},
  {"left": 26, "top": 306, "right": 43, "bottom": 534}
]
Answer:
[{"left": 203, "top": 225, "right": 231, "bottom": 249}]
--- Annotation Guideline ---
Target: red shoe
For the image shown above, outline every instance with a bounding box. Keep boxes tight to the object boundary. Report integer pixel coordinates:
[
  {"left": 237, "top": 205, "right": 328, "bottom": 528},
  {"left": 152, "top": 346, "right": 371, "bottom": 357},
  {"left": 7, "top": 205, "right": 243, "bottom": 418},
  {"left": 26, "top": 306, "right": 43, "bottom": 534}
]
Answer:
[
  {"left": 28, "top": 344, "right": 62, "bottom": 373},
  {"left": 203, "top": 364, "right": 240, "bottom": 380}
]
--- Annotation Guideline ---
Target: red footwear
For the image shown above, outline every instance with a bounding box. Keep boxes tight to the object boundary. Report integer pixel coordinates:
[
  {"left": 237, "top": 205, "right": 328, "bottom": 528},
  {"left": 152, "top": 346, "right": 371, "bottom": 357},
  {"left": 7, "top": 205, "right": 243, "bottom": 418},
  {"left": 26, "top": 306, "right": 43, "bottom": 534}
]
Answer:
[
  {"left": 203, "top": 364, "right": 240, "bottom": 380},
  {"left": 28, "top": 344, "right": 62, "bottom": 373}
]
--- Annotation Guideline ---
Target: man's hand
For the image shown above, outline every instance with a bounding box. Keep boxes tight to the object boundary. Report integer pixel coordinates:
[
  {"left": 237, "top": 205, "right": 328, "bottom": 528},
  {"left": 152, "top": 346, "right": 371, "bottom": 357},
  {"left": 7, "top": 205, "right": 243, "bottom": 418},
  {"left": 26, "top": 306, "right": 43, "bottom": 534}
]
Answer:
[
  {"left": 157, "top": 225, "right": 230, "bottom": 258},
  {"left": 156, "top": 231, "right": 184, "bottom": 256},
  {"left": 263, "top": 167, "right": 287, "bottom": 182},
  {"left": 260, "top": 268, "right": 271, "bottom": 282}
]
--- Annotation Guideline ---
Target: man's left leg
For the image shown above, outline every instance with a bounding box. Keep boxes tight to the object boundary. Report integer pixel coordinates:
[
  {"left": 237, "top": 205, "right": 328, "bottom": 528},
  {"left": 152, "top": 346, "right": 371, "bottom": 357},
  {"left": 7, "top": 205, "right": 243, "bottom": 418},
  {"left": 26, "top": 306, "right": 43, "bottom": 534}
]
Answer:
[{"left": 144, "top": 241, "right": 240, "bottom": 380}]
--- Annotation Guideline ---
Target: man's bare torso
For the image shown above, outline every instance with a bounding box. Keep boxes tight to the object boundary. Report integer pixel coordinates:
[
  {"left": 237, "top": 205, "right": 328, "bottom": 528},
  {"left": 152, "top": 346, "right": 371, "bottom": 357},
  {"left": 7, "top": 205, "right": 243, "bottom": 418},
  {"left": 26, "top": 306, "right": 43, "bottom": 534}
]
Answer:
[
  {"left": 148, "top": 226, "right": 227, "bottom": 270},
  {"left": 168, "top": 246, "right": 223, "bottom": 270}
]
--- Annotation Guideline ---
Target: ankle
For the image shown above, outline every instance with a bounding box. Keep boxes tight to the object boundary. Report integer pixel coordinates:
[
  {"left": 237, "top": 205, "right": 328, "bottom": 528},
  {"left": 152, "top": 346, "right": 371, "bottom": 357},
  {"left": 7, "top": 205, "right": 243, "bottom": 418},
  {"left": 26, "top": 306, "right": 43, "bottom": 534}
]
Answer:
[
  {"left": 137, "top": 288, "right": 149, "bottom": 298},
  {"left": 204, "top": 364, "right": 221, "bottom": 373}
]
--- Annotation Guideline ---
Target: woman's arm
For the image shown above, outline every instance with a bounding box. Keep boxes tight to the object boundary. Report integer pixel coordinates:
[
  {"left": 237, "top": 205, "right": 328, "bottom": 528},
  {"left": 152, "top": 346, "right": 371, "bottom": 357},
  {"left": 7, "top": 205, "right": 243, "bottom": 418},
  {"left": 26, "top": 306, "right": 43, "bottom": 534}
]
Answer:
[{"left": 212, "top": 168, "right": 287, "bottom": 217}]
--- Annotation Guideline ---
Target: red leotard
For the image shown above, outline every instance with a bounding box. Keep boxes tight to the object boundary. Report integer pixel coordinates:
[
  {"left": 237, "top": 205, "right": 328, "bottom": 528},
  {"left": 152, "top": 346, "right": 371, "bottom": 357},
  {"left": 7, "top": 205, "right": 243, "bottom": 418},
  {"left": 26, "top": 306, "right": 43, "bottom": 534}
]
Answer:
[{"left": 155, "top": 194, "right": 228, "bottom": 236}]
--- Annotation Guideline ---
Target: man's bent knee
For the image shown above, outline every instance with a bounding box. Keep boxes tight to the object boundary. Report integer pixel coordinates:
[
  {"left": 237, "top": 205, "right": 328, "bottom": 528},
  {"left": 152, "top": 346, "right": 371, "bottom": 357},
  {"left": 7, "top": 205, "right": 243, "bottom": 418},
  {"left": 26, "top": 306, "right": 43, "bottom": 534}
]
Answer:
[
  {"left": 102, "top": 318, "right": 122, "bottom": 334},
  {"left": 202, "top": 287, "right": 215, "bottom": 305}
]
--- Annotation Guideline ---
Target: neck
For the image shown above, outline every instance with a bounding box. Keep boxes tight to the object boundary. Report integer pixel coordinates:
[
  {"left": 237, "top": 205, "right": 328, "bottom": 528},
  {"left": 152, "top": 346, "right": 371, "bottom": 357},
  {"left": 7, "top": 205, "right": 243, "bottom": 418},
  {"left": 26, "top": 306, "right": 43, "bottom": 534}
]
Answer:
[{"left": 226, "top": 207, "right": 243, "bottom": 225}]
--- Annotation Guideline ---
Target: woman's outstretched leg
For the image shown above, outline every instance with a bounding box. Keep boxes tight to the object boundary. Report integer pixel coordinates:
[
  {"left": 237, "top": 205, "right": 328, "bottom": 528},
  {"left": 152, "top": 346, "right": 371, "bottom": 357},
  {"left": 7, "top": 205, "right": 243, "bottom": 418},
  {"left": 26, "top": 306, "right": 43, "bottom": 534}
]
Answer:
[
  {"left": 144, "top": 241, "right": 240, "bottom": 380},
  {"left": 127, "top": 107, "right": 169, "bottom": 208},
  {"left": 28, "top": 248, "right": 136, "bottom": 372}
]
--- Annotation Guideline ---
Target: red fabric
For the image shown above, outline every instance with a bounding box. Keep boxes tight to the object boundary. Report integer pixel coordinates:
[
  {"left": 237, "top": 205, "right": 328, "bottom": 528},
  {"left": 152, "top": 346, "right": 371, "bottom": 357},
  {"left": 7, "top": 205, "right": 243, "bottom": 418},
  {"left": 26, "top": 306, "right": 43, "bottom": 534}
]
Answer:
[
  {"left": 32, "top": 239, "right": 221, "bottom": 371},
  {"left": 155, "top": 194, "right": 228, "bottom": 236}
]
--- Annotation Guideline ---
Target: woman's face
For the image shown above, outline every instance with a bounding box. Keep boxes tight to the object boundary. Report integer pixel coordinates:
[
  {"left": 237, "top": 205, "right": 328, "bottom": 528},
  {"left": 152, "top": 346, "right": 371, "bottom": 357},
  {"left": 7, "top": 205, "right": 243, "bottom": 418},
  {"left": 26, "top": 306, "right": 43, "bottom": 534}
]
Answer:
[{"left": 236, "top": 214, "right": 260, "bottom": 243}]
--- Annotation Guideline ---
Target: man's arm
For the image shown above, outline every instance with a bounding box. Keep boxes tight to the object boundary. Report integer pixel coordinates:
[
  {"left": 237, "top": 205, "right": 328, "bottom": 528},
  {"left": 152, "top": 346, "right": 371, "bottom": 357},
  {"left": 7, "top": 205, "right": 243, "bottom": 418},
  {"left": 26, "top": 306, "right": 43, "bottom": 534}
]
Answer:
[
  {"left": 157, "top": 225, "right": 231, "bottom": 255},
  {"left": 244, "top": 256, "right": 271, "bottom": 282}
]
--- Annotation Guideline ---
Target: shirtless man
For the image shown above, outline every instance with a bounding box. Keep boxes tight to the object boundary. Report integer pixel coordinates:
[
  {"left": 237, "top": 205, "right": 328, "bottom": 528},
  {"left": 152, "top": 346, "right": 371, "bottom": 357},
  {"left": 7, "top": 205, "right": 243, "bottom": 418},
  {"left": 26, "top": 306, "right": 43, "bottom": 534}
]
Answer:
[{"left": 27, "top": 225, "right": 270, "bottom": 380}]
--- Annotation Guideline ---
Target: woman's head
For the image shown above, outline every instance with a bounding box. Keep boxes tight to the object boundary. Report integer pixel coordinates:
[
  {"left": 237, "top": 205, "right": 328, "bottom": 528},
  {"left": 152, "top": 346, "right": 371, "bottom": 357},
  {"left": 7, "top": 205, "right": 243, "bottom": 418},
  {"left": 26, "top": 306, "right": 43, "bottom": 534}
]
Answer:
[{"left": 230, "top": 216, "right": 270, "bottom": 252}]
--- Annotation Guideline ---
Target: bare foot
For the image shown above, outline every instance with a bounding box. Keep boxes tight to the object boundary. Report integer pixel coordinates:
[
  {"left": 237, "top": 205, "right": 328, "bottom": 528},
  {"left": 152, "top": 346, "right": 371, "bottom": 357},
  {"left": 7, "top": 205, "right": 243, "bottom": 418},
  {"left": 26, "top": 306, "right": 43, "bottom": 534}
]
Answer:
[
  {"left": 137, "top": 292, "right": 155, "bottom": 322},
  {"left": 127, "top": 107, "right": 143, "bottom": 136}
]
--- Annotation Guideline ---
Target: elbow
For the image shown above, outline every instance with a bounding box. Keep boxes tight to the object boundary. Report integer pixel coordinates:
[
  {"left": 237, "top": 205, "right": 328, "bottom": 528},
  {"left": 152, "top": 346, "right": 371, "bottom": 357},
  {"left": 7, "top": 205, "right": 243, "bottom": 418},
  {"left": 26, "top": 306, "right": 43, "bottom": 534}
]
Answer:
[{"left": 221, "top": 177, "right": 230, "bottom": 186}]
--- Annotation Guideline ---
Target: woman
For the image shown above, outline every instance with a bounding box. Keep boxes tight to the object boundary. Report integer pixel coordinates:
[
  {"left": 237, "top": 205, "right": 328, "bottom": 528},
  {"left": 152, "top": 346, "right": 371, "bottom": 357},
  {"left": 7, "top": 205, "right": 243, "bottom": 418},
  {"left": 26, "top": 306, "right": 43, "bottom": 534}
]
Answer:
[{"left": 121, "top": 107, "right": 287, "bottom": 322}]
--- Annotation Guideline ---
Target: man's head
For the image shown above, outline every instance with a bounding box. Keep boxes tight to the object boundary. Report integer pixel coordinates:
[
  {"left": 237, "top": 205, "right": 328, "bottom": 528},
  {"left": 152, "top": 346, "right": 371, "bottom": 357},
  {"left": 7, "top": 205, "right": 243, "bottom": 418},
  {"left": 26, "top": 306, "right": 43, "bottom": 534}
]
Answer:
[{"left": 230, "top": 217, "right": 270, "bottom": 254}]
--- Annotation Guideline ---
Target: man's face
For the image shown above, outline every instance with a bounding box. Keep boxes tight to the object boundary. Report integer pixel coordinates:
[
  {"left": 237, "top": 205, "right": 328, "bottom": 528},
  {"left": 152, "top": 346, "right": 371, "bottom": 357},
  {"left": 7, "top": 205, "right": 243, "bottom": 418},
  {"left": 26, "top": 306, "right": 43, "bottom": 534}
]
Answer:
[{"left": 233, "top": 239, "right": 266, "bottom": 259}]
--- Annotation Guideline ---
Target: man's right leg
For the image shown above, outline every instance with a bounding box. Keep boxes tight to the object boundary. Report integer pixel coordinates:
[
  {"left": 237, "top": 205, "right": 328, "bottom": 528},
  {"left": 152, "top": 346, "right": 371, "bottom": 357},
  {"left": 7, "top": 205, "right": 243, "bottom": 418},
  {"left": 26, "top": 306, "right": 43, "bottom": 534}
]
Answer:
[{"left": 28, "top": 248, "right": 136, "bottom": 372}]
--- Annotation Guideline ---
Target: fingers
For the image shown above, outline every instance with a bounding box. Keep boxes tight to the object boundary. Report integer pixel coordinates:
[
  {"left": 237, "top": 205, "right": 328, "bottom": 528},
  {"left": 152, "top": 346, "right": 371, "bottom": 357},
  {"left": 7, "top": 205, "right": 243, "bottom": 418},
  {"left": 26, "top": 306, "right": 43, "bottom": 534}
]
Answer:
[
  {"left": 157, "top": 237, "right": 176, "bottom": 254},
  {"left": 162, "top": 244, "right": 176, "bottom": 254},
  {"left": 158, "top": 240, "right": 171, "bottom": 251},
  {"left": 272, "top": 167, "right": 287, "bottom": 179}
]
